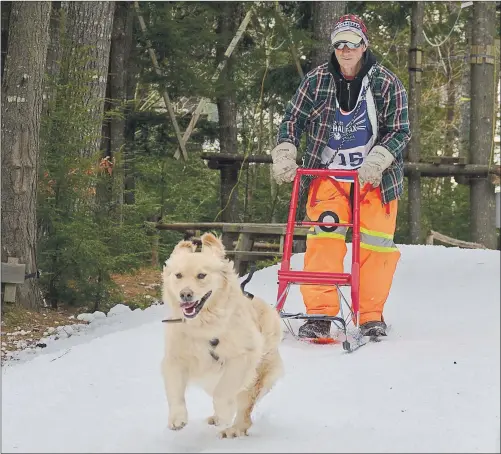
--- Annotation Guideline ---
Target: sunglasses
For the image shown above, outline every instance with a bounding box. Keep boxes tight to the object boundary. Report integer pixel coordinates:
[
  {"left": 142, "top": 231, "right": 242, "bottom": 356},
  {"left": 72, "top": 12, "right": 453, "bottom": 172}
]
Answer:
[{"left": 333, "top": 40, "right": 364, "bottom": 50}]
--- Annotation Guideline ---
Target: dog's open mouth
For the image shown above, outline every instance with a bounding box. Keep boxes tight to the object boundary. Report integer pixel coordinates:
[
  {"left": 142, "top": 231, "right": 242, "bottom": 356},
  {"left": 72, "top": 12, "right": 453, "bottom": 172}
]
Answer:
[{"left": 179, "top": 291, "right": 212, "bottom": 319}]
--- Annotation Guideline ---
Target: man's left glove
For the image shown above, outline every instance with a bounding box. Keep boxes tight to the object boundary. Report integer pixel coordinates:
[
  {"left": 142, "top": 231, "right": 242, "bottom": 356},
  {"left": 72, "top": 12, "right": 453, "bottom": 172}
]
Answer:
[
  {"left": 357, "top": 145, "right": 394, "bottom": 187},
  {"left": 270, "top": 142, "right": 298, "bottom": 185}
]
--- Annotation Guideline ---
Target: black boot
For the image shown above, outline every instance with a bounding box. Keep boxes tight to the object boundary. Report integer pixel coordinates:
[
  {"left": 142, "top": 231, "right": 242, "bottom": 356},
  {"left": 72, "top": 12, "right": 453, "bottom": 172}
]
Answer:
[
  {"left": 298, "top": 319, "right": 331, "bottom": 339},
  {"left": 360, "top": 320, "right": 387, "bottom": 337}
]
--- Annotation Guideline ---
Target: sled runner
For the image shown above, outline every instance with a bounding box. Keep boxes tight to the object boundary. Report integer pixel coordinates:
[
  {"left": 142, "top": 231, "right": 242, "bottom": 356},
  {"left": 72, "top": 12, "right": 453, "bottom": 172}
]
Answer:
[{"left": 275, "top": 168, "right": 374, "bottom": 352}]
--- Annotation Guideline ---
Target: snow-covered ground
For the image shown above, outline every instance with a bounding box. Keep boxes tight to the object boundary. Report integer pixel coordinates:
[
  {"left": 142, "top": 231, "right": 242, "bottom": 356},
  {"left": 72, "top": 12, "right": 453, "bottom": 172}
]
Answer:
[{"left": 2, "top": 244, "right": 500, "bottom": 453}]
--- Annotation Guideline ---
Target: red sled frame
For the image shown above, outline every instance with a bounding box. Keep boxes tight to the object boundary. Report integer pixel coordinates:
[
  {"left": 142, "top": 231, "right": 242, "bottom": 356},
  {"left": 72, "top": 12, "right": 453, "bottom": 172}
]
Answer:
[{"left": 275, "top": 168, "right": 362, "bottom": 352}]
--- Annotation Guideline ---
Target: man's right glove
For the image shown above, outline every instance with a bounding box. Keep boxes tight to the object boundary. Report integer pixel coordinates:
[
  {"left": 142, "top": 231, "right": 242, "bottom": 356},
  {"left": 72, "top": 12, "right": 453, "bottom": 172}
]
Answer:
[{"left": 270, "top": 142, "right": 298, "bottom": 184}]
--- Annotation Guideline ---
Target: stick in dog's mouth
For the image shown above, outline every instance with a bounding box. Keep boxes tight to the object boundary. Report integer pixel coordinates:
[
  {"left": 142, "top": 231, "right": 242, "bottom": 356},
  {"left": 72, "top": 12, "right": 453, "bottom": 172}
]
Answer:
[{"left": 179, "top": 290, "right": 213, "bottom": 319}]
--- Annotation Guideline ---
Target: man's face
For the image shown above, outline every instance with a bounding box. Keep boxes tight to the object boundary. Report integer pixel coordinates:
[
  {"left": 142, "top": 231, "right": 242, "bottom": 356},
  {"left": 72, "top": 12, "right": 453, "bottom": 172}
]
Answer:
[{"left": 334, "top": 41, "right": 366, "bottom": 69}]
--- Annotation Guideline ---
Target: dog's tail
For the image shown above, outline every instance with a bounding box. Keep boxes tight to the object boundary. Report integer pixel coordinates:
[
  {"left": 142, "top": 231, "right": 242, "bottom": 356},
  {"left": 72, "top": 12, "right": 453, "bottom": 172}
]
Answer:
[{"left": 240, "top": 263, "right": 257, "bottom": 299}]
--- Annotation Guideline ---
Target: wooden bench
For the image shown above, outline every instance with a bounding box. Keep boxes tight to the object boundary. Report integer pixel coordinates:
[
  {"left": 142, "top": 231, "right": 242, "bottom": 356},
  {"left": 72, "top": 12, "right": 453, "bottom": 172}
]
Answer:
[
  {"left": 1, "top": 257, "right": 26, "bottom": 303},
  {"left": 155, "top": 222, "right": 310, "bottom": 275}
]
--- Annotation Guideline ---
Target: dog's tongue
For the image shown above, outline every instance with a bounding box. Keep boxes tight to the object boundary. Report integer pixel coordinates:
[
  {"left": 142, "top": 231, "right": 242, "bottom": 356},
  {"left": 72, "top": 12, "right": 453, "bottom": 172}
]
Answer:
[
  {"left": 182, "top": 304, "right": 196, "bottom": 316},
  {"left": 180, "top": 301, "right": 198, "bottom": 316}
]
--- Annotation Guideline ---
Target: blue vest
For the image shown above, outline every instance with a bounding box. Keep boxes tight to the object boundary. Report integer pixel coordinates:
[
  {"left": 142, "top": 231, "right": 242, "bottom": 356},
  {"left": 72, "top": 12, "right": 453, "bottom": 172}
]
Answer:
[{"left": 321, "top": 82, "right": 375, "bottom": 182}]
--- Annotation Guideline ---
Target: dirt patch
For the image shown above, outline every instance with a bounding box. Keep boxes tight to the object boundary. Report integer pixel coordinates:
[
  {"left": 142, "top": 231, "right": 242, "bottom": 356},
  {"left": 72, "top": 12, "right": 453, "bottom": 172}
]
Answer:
[
  {"left": 1, "top": 266, "right": 162, "bottom": 362},
  {"left": 111, "top": 266, "right": 162, "bottom": 302},
  {"left": 1, "top": 305, "right": 88, "bottom": 362}
]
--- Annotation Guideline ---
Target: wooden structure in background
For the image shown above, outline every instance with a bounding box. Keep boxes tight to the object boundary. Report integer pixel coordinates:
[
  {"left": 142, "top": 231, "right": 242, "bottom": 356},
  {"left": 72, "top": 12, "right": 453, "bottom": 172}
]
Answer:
[
  {"left": 407, "top": 1, "right": 424, "bottom": 244},
  {"left": 154, "top": 221, "right": 310, "bottom": 275},
  {"left": 425, "top": 230, "right": 486, "bottom": 249},
  {"left": 201, "top": 152, "right": 501, "bottom": 179},
  {"left": 198, "top": 153, "right": 500, "bottom": 257}
]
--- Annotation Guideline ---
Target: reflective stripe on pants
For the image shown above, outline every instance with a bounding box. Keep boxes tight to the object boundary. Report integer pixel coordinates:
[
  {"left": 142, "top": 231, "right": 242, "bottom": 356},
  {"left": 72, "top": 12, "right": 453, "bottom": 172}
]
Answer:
[{"left": 300, "top": 177, "right": 400, "bottom": 325}]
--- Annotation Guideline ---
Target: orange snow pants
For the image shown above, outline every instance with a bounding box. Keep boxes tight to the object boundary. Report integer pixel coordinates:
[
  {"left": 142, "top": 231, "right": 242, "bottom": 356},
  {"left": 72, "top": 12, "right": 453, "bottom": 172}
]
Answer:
[{"left": 300, "top": 177, "right": 401, "bottom": 325}]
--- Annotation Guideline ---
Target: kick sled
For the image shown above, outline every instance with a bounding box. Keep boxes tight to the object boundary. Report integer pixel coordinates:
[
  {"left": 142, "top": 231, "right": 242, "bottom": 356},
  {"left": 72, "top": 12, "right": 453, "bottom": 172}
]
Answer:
[{"left": 275, "top": 168, "right": 381, "bottom": 353}]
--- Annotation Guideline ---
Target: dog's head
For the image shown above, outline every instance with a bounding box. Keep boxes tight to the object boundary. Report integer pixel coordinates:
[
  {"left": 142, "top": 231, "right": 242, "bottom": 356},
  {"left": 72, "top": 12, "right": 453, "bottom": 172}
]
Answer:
[{"left": 162, "top": 232, "right": 236, "bottom": 323}]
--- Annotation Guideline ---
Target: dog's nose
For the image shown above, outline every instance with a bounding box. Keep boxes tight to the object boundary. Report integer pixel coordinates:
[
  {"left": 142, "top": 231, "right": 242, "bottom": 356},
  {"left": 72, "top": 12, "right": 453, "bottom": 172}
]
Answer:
[{"left": 180, "top": 288, "right": 193, "bottom": 302}]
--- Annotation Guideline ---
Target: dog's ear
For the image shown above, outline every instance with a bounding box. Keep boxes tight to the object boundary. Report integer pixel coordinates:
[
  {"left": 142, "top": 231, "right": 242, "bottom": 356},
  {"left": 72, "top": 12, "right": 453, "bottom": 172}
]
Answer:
[
  {"left": 171, "top": 240, "right": 197, "bottom": 256},
  {"left": 200, "top": 232, "right": 225, "bottom": 259}
]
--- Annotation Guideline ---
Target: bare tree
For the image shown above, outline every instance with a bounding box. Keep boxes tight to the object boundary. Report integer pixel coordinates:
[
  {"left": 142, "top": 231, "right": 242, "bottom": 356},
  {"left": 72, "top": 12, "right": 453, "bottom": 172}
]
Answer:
[
  {"left": 1, "top": 1, "right": 51, "bottom": 309},
  {"left": 469, "top": 1, "right": 497, "bottom": 248}
]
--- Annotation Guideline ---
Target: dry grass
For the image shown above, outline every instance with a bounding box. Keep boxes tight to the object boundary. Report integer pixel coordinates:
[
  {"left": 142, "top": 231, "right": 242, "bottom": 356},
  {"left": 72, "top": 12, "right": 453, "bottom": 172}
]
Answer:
[
  {"left": 1, "top": 266, "right": 162, "bottom": 362},
  {"left": 110, "top": 266, "right": 162, "bottom": 301}
]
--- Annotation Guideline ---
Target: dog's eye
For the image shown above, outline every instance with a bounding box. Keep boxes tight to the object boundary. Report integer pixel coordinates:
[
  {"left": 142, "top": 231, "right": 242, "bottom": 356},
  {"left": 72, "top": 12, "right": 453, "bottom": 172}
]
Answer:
[
  {"left": 175, "top": 273, "right": 182, "bottom": 279},
  {"left": 197, "top": 273, "right": 206, "bottom": 280}
]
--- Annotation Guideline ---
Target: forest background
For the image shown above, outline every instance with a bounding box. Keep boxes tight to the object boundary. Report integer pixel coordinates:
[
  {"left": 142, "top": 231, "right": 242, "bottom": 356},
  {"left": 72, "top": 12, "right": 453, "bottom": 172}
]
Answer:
[{"left": 1, "top": 1, "right": 500, "bottom": 320}]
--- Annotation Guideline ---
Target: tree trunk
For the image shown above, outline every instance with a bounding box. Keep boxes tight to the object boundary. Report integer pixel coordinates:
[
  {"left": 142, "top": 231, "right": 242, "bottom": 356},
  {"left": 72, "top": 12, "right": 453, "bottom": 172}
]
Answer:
[
  {"left": 310, "top": 1, "right": 346, "bottom": 67},
  {"left": 1, "top": 1, "right": 12, "bottom": 81},
  {"left": 216, "top": 2, "right": 240, "bottom": 248},
  {"left": 459, "top": 9, "right": 472, "bottom": 161},
  {"left": 97, "top": 2, "right": 132, "bottom": 217},
  {"left": 109, "top": 2, "right": 132, "bottom": 207},
  {"left": 43, "top": 1, "right": 62, "bottom": 116},
  {"left": 123, "top": 3, "right": 138, "bottom": 206},
  {"left": 407, "top": 2, "right": 424, "bottom": 244},
  {"left": 61, "top": 1, "right": 115, "bottom": 158},
  {"left": 469, "top": 1, "right": 497, "bottom": 249},
  {"left": 1, "top": 1, "right": 51, "bottom": 309}
]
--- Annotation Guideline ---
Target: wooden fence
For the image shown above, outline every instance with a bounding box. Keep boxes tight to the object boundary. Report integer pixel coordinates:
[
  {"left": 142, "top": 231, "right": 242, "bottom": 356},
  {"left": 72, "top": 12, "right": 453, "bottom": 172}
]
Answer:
[{"left": 425, "top": 230, "right": 487, "bottom": 249}]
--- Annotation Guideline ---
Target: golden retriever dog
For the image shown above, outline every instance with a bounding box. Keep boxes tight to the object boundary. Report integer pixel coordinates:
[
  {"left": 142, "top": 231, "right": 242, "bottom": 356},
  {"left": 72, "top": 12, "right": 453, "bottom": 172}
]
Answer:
[{"left": 160, "top": 232, "right": 284, "bottom": 438}]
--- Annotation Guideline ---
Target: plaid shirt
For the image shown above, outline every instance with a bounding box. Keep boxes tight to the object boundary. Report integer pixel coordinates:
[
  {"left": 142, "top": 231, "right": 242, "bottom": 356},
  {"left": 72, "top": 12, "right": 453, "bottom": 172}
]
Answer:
[{"left": 277, "top": 60, "right": 411, "bottom": 211}]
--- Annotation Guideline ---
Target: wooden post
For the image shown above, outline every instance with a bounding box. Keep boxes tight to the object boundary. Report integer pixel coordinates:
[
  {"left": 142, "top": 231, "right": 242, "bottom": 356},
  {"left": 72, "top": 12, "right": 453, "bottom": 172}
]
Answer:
[
  {"left": 233, "top": 232, "right": 254, "bottom": 276},
  {"left": 407, "top": 2, "right": 424, "bottom": 244},
  {"left": 469, "top": 2, "right": 497, "bottom": 249},
  {"left": 425, "top": 232, "right": 434, "bottom": 245}
]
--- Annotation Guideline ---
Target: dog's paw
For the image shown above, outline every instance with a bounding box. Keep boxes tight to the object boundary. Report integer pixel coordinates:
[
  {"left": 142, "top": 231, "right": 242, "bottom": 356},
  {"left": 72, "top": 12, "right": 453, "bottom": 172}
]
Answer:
[
  {"left": 168, "top": 408, "right": 188, "bottom": 430},
  {"left": 207, "top": 415, "right": 220, "bottom": 426},
  {"left": 218, "top": 425, "right": 249, "bottom": 438},
  {"left": 168, "top": 417, "right": 187, "bottom": 431}
]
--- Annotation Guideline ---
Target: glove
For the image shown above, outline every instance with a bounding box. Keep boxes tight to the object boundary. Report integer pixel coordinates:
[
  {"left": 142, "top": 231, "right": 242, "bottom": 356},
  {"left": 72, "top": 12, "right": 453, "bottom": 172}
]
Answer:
[
  {"left": 358, "top": 145, "right": 394, "bottom": 187},
  {"left": 270, "top": 142, "right": 298, "bottom": 184}
]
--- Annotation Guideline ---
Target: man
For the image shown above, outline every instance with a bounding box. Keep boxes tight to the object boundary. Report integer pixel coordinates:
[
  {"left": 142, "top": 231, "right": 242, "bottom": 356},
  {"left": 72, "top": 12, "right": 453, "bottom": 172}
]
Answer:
[{"left": 271, "top": 14, "right": 411, "bottom": 340}]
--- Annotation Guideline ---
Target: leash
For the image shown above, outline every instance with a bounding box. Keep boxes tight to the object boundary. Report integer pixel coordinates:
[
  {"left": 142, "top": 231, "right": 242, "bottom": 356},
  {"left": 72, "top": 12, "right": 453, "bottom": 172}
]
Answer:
[
  {"left": 240, "top": 263, "right": 256, "bottom": 299},
  {"left": 161, "top": 317, "right": 184, "bottom": 323}
]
